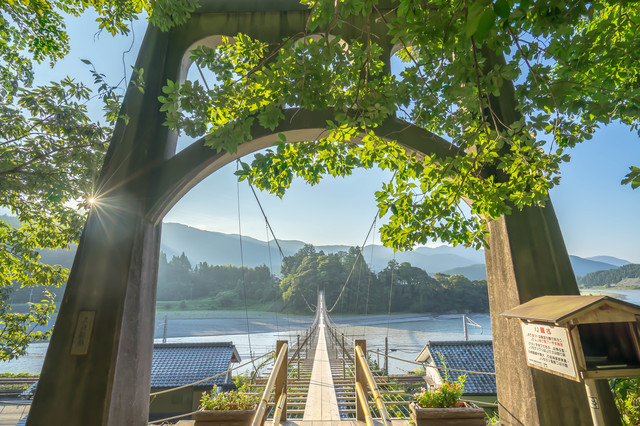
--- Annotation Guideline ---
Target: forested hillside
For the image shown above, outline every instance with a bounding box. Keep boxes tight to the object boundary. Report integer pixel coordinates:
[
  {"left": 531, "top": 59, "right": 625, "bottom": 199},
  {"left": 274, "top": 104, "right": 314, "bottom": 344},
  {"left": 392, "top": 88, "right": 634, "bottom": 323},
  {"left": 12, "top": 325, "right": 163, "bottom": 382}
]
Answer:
[
  {"left": 157, "top": 244, "right": 490, "bottom": 314},
  {"left": 157, "top": 252, "right": 280, "bottom": 309},
  {"left": 578, "top": 264, "right": 640, "bottom": 288}
]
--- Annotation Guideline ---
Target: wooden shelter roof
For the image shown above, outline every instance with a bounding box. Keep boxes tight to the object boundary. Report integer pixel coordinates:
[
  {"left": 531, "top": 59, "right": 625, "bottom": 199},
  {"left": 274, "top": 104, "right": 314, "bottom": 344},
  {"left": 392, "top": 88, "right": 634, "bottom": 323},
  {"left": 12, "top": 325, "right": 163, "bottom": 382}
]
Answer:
[{"left": 501, "top": 295, "right": 640, "bottom": 325}]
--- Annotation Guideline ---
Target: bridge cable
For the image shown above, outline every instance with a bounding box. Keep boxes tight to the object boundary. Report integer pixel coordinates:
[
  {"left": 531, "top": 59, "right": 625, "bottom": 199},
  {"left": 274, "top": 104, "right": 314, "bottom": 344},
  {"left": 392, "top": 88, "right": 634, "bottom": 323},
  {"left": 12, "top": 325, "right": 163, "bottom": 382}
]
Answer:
[
  {"left": 386, "top": 252, "right": 396, "bottom": 341},
  {"left": 236, "top": 161, "right": 256, "bottom": 371},
  {"left": 363, "top": 217, "right": 377, "bottom": 337},
  {"left": 327, "top": 171, "right": 397, "bottom": 313},
  {"left": 248, "top": 182, "right": 285, "bottom": 258},
  {"left": 246, "top": 178, "right": 315, "bottom": 315},
  {"left": 265, "top": 220, "right": 281, "bottom": 339},
  {"left": 326, "top": 210, "right": 378, "bottom": 312}
]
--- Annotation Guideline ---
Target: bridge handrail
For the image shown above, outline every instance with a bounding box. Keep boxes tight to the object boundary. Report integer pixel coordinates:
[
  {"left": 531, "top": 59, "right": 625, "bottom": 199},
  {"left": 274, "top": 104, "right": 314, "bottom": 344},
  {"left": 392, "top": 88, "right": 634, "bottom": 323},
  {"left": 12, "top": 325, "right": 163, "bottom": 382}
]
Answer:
[
  {"left": 355, "top": 343, "right": 393, "bottom": 425},
  {"left": 326, "top": 322, "right": 354, "bottom": 363},
  {"left": 251, "top": 341, "right": 288, "bottom": 426},
  {"left": 355, "top": 381, "right": 375, "bottom": 426},
  {"left": 326, "top": 318, "right": 496, "bottom": 377},
  {"left": 288, "top": 319, "right": 319, "bottom": 364}
]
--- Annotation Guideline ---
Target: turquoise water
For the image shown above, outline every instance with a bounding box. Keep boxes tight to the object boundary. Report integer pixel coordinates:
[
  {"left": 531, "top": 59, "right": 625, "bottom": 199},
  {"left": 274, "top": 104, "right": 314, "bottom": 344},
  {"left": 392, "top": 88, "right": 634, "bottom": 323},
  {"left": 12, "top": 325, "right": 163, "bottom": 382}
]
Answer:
[
  {"left": 3, "top": 289, "right": 638, "bottom": 375},
  {"left": 0, "top": 311, "right": 491, "bottom": 375}
]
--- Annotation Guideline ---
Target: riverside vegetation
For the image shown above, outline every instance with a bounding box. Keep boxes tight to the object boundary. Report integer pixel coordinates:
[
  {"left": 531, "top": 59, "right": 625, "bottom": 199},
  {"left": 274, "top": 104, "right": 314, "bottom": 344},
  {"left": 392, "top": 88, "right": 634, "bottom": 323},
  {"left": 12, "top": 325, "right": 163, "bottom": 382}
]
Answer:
[
  {"left": 156, "top": 244, "right": 489, "bottom": 314},
  {"left": 578, "top": 264, "right": 640, "bottom": 289}
]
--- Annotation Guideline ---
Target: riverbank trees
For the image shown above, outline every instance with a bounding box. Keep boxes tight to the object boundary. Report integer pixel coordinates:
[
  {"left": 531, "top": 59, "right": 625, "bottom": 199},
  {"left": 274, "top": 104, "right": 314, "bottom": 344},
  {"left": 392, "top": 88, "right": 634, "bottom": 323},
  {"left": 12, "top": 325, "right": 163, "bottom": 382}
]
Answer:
[{"left": 157, "top": 245, "right": 489, "bottom": 314}]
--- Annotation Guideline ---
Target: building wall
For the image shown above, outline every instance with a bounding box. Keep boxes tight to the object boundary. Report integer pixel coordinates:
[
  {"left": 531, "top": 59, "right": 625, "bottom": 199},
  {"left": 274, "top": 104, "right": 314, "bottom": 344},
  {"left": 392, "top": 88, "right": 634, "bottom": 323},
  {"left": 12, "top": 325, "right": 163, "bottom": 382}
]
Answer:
[{"left": 149, "top": 388, "right": 194, "bottom": 416}]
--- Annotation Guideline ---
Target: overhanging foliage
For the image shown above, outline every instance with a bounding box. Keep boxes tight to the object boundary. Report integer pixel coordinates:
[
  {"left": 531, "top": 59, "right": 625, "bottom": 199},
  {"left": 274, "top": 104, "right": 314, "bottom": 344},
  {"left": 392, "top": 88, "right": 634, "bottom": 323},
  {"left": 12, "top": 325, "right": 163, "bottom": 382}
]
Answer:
[{"left": 160, "top": 0, "right": 640, "bottom": 251}]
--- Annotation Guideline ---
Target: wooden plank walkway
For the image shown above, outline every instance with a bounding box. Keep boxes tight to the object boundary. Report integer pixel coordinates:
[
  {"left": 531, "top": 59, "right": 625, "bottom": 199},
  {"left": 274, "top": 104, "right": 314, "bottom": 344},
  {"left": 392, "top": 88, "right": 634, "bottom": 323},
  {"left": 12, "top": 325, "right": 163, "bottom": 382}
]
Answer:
[
  {"left": 303, "top": 308, "right": 340, "bottom": 421},
  {"left": 175, "top": 292, "right": 413, "bottom": 425}
]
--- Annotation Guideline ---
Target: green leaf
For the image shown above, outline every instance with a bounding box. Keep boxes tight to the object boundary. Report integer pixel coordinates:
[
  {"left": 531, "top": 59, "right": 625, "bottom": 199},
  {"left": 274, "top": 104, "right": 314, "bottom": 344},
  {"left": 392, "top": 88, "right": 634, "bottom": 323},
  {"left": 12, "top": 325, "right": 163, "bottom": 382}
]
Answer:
[
  {"left": 475, "top": 8, "right": 497, "bottom": 39},
  {"left": 493, "top": 0, "right": 510, "bottom": 19}
]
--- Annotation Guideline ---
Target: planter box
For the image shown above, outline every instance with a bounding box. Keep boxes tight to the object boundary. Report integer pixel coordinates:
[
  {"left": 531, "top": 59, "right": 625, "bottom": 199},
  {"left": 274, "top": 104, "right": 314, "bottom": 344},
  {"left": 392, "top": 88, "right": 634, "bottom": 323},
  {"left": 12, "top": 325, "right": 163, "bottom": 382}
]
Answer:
[
  {"left": 194, "top": 408, "right": 256, "bottom": 426},
  {"left": 409, "top": 401, "right": 485, "bottom": 426}
]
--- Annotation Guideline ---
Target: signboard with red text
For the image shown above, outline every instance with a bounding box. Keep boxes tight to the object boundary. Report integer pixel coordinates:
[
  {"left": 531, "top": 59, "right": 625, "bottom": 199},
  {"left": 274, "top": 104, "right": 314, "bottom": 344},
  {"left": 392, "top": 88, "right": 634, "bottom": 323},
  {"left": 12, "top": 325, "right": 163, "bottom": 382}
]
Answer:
[{"left": 521, "top": 322, "right": 577, "bottom": 380}]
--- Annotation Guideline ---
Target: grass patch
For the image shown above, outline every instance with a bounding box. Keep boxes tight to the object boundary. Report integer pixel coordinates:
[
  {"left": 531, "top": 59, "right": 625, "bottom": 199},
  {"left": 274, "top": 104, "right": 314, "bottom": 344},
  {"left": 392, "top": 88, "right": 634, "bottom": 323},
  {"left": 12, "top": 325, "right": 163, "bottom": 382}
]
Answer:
[{"left": 0, "top": 372, "right": 38, "bottom": 378}]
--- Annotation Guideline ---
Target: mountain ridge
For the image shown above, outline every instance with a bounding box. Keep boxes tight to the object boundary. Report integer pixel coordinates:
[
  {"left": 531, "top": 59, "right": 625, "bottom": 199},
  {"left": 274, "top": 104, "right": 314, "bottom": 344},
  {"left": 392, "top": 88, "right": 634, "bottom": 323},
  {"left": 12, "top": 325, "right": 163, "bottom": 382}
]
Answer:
[
  {"left": 160, "top": 222, "right": 625, "bottom": 278},
  {"left": 0, "top": 216, "right": 628, "bottom": 279}
]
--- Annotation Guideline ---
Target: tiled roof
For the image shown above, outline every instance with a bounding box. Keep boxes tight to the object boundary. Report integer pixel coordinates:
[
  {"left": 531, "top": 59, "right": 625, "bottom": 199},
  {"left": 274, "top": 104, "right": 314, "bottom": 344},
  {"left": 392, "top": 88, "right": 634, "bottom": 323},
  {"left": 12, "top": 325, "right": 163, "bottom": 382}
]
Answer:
[
  {"left": 151, "top": 342, "right": 240, "bottom": 389},
  {"left": 421, "top": 340, "right": 496, "bottom": 395},
  {"left": 20, "top": 342, "right": 241, "bottom": 400}
]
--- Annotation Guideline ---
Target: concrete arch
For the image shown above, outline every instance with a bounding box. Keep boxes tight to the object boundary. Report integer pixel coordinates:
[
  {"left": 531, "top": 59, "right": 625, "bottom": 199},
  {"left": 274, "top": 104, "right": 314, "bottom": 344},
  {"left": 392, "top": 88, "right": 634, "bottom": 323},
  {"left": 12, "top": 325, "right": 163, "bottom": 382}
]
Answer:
[
  {"left": 27, "top": 1, "right": 612, "bottom": 426},
  {"left": 146, "top": 107, "right": 458, "bottom": 224}
]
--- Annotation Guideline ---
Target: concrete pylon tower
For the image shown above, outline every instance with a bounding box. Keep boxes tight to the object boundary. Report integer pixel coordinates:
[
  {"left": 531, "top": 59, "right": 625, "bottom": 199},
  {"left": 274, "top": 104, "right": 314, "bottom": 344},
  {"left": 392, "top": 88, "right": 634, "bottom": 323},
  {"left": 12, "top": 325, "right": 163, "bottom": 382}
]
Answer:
[{"left": 27, "top": 1, "right": 617, "bottom": 425}]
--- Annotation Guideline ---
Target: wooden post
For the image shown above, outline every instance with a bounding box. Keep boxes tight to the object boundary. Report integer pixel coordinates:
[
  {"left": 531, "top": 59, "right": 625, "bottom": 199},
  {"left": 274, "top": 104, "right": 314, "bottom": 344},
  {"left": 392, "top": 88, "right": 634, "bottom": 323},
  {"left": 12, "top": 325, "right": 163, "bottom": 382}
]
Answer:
[
  {"left": 342, "top": 333, "right": 345, "bottom": 379},
  {"left": 384, "top": 337, "right": 389, "bottom": 377},
  {"left": 162, "top": 314, "right": 168, "bottom": 343},
  {"left": 275, "top": 340, "right": 288, "bottom": 421},
  {"left": 355, "top": 339, "right": 368, "bottom": 421},
  {"left": 297, "top": 335, "right": 300, "bottom": 379},
  {"left": 584, "top": 379, "right": 606, "bottom": 426},
  {"left": 463, "top": 315, "right": 468, "bottom": 341}
]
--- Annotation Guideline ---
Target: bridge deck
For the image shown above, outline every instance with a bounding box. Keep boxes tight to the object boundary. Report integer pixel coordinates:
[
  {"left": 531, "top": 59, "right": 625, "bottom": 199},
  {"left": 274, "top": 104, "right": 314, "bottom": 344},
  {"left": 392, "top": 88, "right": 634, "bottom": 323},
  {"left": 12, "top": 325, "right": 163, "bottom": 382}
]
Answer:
[
  {"left": 303, "top": 298, "right": 341, "bottom": 421},
  {"left": 175, "top": 292, "right": 415, "bottom": 425}
]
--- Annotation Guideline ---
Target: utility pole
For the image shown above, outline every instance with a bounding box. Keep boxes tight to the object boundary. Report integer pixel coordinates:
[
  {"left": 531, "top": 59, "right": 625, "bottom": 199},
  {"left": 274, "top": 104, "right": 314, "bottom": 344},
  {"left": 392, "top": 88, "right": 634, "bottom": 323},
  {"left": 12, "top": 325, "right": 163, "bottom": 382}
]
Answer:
[{"left": 162, "top": 315, "right": 168, "bottom": 343}]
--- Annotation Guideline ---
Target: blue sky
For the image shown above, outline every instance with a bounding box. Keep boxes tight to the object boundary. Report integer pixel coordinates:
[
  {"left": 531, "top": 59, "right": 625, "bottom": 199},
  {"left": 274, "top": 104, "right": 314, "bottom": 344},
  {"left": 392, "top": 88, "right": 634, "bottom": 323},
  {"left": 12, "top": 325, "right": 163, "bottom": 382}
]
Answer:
[{"left": 33, "top": 13, "right": 640, "bottom": 263}]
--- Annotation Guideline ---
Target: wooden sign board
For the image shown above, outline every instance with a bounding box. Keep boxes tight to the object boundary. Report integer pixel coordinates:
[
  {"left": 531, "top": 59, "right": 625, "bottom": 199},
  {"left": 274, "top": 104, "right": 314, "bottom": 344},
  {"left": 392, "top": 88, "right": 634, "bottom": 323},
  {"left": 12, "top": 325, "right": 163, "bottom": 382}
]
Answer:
[{"left": 521, "top": 322, "right": 579, "bottom": 381}]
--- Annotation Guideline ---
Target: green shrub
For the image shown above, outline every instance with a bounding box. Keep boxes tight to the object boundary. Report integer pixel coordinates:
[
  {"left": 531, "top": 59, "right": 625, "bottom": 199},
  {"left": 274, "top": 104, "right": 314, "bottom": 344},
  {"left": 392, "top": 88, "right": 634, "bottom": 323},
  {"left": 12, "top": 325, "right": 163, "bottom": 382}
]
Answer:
[
  {"left": 199, "top": 385, "right": 258, "bottom": 411},
  {"left": 413, "top": 374, "right": 467, "bottom": 408},
  {"left": 612, "top": 378, "right": 640, "bottom": 425}
]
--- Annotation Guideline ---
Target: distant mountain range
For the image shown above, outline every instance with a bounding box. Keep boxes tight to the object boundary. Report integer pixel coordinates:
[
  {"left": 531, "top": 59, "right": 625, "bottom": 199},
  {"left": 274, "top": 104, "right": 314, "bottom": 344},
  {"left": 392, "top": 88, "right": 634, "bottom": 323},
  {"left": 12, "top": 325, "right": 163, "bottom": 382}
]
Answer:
[
  {"left": 1, "top": 215, "right": 632, "bottom": 279},
  {"left": 160, "top": 222, "right": 486, "bottom": 273},
  {"left": 160, "top": 223, "right": 632, "bottom": 278}
]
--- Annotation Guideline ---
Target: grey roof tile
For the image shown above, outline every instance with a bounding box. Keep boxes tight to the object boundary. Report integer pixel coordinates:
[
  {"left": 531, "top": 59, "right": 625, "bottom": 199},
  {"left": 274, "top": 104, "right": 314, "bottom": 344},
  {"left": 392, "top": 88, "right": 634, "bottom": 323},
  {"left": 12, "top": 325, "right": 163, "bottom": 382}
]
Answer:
[
  {"left": 151, "top": 342, "right": 240, "bottom": 389},
  {"left": 427, "top": 340, "right": 496, "bottom": 395},
  {"left": 20, "top": 342, "right": 241, "bottom": 400}
]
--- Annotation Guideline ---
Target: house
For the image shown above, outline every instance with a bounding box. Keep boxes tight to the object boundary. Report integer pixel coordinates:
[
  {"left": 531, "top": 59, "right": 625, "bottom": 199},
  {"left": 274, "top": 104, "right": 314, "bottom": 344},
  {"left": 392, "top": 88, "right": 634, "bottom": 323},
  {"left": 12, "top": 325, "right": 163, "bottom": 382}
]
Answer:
[
  {"left": 415, "top": 340, "right": 496, "bottom": 406},
  {"left": 19, "top": 341, "right": 241, "bottom": 424},
  {"left": 149, "top": 341, "right": 241, "bottom": 422}
]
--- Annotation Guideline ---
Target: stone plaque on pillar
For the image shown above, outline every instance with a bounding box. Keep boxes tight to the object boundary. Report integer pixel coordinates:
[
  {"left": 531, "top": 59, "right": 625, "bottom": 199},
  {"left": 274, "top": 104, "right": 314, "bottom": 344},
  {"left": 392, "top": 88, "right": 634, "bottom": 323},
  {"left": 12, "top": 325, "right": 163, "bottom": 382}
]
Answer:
[{"left": 70, "top": 311, "right": 95, "bottom": 356}]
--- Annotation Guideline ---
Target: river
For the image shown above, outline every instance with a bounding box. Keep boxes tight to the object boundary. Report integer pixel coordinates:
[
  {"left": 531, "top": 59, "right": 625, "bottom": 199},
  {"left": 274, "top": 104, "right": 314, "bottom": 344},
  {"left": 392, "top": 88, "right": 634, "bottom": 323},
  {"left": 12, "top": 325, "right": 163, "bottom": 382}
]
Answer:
[{"left": 2, "top": 288, "right": 638, "bottom": 375}]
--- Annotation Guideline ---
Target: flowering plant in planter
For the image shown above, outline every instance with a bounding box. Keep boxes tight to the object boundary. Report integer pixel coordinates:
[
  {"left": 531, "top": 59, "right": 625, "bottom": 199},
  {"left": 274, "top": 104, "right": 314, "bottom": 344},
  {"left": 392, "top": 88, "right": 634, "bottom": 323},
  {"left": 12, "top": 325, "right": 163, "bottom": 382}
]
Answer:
[
  {"left": 199, "top": 385, "right": 259, "bottom": 411},
  {"left": 413, "top": 374, "right": 467, "bottom": 408}
]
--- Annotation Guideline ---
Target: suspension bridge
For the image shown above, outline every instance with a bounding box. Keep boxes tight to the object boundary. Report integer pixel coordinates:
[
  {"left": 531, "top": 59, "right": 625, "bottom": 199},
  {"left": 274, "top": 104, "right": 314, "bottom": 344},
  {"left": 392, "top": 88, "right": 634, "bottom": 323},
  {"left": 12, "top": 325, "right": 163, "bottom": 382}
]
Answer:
[{"left": 147, "top": 290, "right": 494, "bottom": 426}]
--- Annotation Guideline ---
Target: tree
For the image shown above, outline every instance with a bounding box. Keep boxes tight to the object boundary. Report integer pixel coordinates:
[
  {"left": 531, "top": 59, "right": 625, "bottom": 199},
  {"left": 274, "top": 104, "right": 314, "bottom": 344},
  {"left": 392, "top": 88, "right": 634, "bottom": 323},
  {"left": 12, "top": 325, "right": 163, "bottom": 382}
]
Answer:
[
  {"left": 0, "top": 0, "right": 202, "bottom": 360},
  {"left": 159, "top": 0, "right": 639, "bottom": 253}
]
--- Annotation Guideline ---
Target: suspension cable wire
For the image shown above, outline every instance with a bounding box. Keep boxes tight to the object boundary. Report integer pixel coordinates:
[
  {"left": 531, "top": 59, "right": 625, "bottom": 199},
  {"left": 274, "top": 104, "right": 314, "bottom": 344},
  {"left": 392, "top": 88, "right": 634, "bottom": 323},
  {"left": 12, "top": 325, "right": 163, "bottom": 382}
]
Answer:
[
  {"left": 246, "top": 179, "right": 315, "bottom": 315},
  {"left": 324, "top": 315, "right": 497, "bottom": 377},
  {"left": 354, "top": 245, "right": 364, "bottom": 317},
  {"left": 298, "top": 287, "right": 316, "bottom": 313},
  {"left": 327, "top": 210, "right": 379, "bottom": 312},
  {"left": 195, "top": 62, "right": 211, "bottom": 91},
  {"left": 386, "top": 252, "right": 396, "bottom": 340},
  {"left": 327, "top": 171, "right": 398, "bottom": 313},
  {"left": 363, "top": 217, "right": 377, "bottom": 337},
  {"left": 149, "top": 350, "right": 275, "bottom": 397},
  {"left": 265, "top": 221, "right": 281, "bottom": 339},
  {"left": 248, "top": 182, "right": 285, "bottom": 259},
  {"left": 322, "top": 311, "right": 497, "bottom": 378},
  {"left": 236, "top": 161, "right": 256, "bottom": 371}
]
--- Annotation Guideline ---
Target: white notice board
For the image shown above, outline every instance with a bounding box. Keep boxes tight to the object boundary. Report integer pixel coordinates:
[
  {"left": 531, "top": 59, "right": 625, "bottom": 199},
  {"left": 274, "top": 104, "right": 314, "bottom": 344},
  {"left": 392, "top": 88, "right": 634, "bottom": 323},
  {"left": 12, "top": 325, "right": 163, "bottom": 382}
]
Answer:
[{"left": 521, "top": 322, "right": 577, "bottom": 380}]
